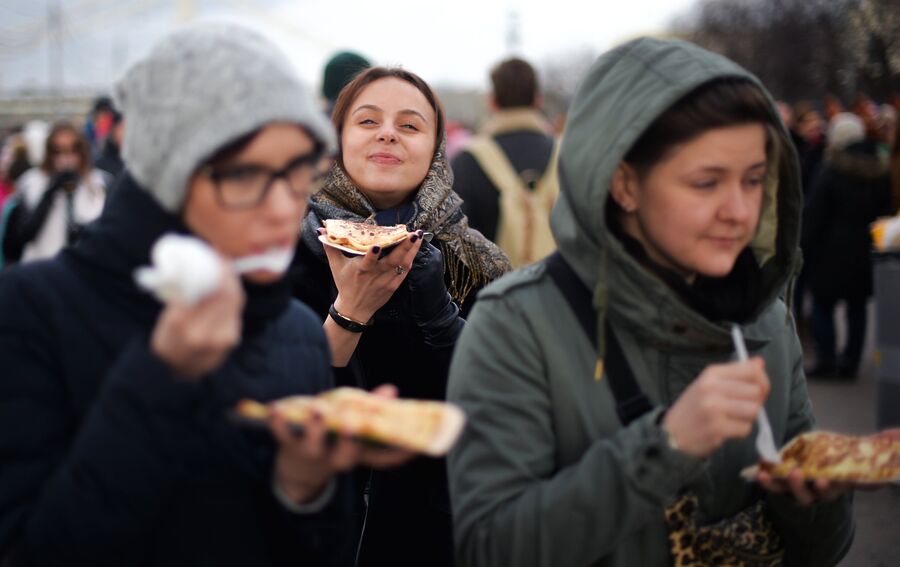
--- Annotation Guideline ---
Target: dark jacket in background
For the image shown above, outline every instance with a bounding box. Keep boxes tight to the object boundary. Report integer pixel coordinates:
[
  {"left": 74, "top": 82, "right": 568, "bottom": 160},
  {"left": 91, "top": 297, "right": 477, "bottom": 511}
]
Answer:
[
  {"left": 0, "top": 174, "right": 354, "bottom": 567},
  {"left": 802, "top": 140, "right": 893, "bottom": 301},
  {"left": 94, "top": 137, "right": 125, "bottom": 186},
  {"left": 290, "top": 231, "right": 484, "bottom": 567},
  {"left": 795, "top": 136, "right": 825, "bottom": 198},
  {"left": 452, "top": 119, "right": 554, "bottom": 242}
]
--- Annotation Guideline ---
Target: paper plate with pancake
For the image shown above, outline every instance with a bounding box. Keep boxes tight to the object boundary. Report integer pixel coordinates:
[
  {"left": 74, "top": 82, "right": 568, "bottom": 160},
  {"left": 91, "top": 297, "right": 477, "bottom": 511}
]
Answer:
[{"left": 319, "top": 219, "right": 410, "bottom": 256}]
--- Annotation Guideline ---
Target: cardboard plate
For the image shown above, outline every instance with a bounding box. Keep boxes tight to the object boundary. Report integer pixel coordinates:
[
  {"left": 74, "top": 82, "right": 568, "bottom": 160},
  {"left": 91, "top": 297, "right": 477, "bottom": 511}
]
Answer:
[
  {"left": 318, "top": 233, "right": 409, "bottom": 257},
  {"left": 317, "top": 232, "right": 433, "bottom": 258}
]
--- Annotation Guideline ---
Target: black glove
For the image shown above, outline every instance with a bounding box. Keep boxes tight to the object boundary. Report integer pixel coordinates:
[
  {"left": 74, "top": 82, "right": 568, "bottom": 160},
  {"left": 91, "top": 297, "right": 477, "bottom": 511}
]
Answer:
[
  {"left": 10, "top": 173, "right": 79, "bottom": 247},
  {"left": 406, "top": 241, "right": 465, "bottom": 348},
  {"left": 49, "top": 170, "right": 80, "bottom": 193}
]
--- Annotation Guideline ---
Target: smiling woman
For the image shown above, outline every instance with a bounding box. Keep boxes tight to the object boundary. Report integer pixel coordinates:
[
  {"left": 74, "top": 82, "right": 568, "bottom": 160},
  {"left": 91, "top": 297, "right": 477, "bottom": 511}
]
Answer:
[{"left": 289, "top": 67, "right": 510, "bottom": 566}]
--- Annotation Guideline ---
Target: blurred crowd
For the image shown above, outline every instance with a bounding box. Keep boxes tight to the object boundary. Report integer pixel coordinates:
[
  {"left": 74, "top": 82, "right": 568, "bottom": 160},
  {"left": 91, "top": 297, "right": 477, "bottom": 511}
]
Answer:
[{"left": 778, "top": 96, "right": 898, "bottom": 378}]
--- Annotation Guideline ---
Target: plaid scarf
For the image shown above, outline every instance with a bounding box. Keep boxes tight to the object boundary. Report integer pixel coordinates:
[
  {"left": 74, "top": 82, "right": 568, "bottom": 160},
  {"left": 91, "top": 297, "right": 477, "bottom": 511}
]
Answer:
[{"left": 301, "top": 141, "right": 511, "bottom": 304}]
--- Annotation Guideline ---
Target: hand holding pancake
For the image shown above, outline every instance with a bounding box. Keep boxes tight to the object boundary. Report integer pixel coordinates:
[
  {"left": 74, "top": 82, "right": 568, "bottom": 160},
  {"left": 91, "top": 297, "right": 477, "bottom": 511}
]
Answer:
[
  {"left": 321, "top": 227, "right": 424, "bottom": 324},
  {"left": 270, "top": 384, "right": 416, "bottom": 505}
]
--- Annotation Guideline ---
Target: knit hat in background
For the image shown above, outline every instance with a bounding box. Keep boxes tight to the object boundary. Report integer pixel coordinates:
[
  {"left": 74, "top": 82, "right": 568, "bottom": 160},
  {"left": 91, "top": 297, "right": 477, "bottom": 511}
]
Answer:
[
  {"left": 321, "top": 51, "right": 371, "bottom": 103},
  {"left": 113, "top": 22, "right": 336, "bottom": 213},
  {"left": 879, "top": 104, "right": 897, "bottom": 130},
  {"left": 827, "top": 112, "right": 865, "bottom": 151}
]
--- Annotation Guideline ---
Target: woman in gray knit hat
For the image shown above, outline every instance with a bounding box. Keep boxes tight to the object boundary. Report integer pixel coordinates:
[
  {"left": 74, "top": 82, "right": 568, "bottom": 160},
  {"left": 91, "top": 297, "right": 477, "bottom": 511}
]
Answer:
[{"left": 0, "top": 23, "right": 409, "bottom": 567}]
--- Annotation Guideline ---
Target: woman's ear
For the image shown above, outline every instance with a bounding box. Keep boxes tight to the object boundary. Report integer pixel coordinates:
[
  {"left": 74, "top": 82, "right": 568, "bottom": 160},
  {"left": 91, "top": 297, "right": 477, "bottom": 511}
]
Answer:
[{"left": 610, "top": 162, "right": 638, "bottom": 213}]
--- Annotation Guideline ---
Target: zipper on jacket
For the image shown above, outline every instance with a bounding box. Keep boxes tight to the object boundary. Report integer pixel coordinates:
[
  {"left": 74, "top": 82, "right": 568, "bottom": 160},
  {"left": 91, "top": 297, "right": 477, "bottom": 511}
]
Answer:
[{"left": 353, "top": 469, "right": 374, "bottom": 567}]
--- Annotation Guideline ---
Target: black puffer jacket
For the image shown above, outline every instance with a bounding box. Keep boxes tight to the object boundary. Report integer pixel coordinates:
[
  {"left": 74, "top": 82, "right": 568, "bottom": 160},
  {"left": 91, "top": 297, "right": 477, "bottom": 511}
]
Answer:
[
  {"left": 802, "top": 140, "right": 893, "bottom": 301},
  {"left": 94, "top": 137, "right": 125, "bottom": 184},
  {"left": 0, "top": 174, "right": 354, "bottom": 567},
  {"left": 291, "top": 233, "right": 481, "bottom": 567}
]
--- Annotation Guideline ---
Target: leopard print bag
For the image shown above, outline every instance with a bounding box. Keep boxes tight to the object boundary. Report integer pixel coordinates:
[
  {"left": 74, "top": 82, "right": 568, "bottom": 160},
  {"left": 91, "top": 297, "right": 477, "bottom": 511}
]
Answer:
[{"left": 665, "top": 493, "right": 784, "bottom": 567}]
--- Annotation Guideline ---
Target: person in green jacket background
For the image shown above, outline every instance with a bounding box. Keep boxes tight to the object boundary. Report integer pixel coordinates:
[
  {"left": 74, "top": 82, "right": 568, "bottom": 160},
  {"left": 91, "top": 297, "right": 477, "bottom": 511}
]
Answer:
[{"left": 447, "top": 37, "right": 855, "bottom": 567}]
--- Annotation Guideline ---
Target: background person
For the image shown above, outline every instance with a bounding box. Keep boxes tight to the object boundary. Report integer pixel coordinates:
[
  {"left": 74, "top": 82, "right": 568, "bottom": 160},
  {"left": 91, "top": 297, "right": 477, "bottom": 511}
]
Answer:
[
  {"left": 94, "top": 106, "right": 125, "bottom": 184},
  {"left": 452, "top": 57, "right": 557, "bottom": 267},
  {"left": 4, "top": 122, "right": 106, "bottom": 264},
  {"left": 321, "top": 51, "right": 371, "bottom": 116},
  {"left": 803, "top": 112, "right": 893, "bottom": 378}
]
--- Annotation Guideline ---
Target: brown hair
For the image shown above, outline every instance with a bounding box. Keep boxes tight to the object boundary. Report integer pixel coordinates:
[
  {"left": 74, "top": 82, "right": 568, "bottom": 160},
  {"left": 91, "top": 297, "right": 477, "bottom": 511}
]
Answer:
[
  {"left": 490, "top": 57, "right": 539, "bottom": 109},
  {"left": 624, "top": 78, "right": 779, "bottom": 179},
  {"left": 330, "top": 67, "right": 445, "bottom": 159},
  {"left": 41, "top": 121, "right": 92, "bottom": 176}
]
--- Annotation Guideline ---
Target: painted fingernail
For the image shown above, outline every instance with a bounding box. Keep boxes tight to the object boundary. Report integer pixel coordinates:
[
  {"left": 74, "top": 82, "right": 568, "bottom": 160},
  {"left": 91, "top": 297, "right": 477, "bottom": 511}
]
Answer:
[
  {"left": 416, "top": 230, "right": 424, "bottom": 237},
  {"left": 372, "top": 246, "right": 381, "bottom": 254},
  {"left": 410, "top": 234, "right": 419, "bottom": 243}
]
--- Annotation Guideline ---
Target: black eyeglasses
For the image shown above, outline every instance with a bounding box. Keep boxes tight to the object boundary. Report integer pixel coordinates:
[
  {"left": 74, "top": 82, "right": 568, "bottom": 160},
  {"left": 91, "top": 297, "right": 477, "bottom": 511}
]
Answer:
[{"left": 202, "top": 150, "right": 328, "bottom": 210}]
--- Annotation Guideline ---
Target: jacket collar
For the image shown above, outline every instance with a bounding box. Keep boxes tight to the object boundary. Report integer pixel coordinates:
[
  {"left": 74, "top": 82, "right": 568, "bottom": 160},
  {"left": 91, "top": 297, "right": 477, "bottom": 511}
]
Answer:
[{"left": 479, "top": 108, "right": 551, "bottom": 137}]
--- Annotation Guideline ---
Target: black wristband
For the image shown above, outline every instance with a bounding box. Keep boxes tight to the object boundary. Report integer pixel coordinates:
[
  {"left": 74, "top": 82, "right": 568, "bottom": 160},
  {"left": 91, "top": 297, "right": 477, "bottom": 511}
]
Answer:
[{"left": 328, "top": 304, "right": 370, "bottom": 333}]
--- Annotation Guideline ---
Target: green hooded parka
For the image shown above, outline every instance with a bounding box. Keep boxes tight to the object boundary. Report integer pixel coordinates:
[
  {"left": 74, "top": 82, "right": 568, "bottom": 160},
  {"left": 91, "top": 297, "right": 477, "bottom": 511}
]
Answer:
[{"left": 447, "top": 37, "right": 854, "bottom": 567}]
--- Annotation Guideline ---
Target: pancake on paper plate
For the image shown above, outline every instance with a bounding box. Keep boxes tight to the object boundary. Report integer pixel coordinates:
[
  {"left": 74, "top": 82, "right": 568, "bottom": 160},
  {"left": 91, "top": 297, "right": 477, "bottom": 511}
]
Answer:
[{"left": 319, "top": 219, "right": 409, "bottom": 255}]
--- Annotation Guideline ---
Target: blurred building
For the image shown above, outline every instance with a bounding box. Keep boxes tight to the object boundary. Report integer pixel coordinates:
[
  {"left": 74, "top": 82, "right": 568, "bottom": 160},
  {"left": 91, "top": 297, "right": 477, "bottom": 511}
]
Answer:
[{"left": 0, "top": 91, "right": 95, "bottom": 130}]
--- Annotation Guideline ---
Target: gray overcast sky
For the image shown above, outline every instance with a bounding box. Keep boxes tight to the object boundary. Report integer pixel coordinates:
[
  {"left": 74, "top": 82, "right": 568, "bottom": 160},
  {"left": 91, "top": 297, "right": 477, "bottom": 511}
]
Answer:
[{"left": 0, "top": 0, "right": 698, "bottom": 94}]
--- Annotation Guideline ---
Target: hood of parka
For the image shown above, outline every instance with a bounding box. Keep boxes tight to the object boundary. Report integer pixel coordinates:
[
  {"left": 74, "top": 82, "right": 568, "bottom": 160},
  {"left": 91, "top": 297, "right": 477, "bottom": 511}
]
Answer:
[{"left": 549, "top": 37, "right": 802, "bottom": 354}]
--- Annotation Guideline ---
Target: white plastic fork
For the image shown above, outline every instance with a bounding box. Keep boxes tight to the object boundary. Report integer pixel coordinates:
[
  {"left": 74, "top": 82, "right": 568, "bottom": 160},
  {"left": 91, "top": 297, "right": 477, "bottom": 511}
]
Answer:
[
  {"left": 232, "top": 248, "right": 294, "bottom": 274},
  {"left": 731, "top": 325, "right": 781, "bottom": 463}
]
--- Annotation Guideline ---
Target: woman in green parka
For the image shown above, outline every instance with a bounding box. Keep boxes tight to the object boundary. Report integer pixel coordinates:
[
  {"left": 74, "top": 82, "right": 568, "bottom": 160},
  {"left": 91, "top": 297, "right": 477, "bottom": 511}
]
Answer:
[{"left": 447, "top": 38, "right": 855, "bottom": 567}]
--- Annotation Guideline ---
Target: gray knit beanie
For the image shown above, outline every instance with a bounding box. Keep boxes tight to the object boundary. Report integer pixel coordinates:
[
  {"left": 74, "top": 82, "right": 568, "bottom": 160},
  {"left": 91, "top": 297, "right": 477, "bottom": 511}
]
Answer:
[{"left": 113, "top": 23, "right": 336, "bottom": 212}]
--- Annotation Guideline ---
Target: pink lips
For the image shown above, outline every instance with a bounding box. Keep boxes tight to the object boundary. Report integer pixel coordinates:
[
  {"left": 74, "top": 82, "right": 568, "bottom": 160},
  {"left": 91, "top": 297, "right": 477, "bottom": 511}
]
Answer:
[
  {"left": 707, "top": 236, "right": 741, "bottom": 248},
  {"left": 369, "top": 152, "right": 402, "bottom": 165}
]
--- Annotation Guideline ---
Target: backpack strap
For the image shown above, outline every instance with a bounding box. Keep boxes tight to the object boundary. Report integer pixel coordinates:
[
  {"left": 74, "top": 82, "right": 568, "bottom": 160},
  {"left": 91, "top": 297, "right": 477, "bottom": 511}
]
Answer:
[
  {"left": 544, "top": 252, "right": 654, "bottom": 426},
  {"left": 533, "top": 140, "right": 561, "bottom": 205},
  {"left": 464, "top": 136, "right": 528, "bottom": 196},
  {"left": 465, "top": 136, "right": 558, "bottom": 267}
]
